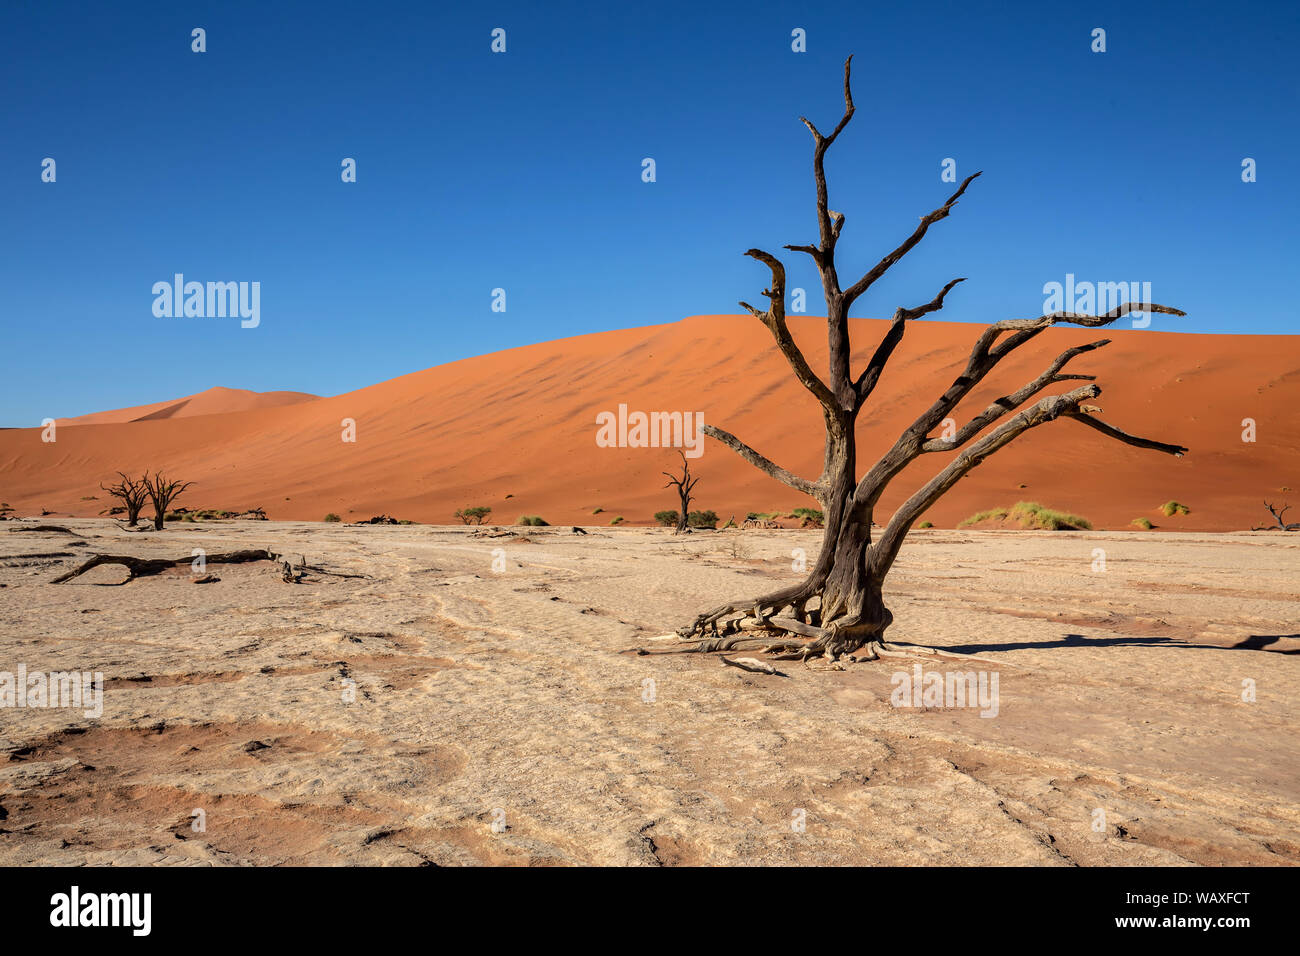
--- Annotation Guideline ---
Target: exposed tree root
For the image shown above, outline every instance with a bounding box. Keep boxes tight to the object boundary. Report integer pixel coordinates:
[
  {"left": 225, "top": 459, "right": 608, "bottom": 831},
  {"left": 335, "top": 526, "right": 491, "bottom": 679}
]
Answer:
[
  {"left": 635, "top": 587, "right": 1013, "bottom": 667},
  {"left": 51, "top": 549, "right": 307, "bottom": 585},
  {"left": 720, "top": 656, "right": 785, "bottom": 676}
]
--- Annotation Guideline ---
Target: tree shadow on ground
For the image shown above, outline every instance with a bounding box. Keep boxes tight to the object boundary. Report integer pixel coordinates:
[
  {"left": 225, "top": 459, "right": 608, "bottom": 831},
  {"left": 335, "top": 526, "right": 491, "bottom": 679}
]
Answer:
[
  {"left": 1230, "top": 634, "right": 1300, "bottom": 655},
  {"left": 893, "top": 633, "right": 1300, "bottom": 656}
]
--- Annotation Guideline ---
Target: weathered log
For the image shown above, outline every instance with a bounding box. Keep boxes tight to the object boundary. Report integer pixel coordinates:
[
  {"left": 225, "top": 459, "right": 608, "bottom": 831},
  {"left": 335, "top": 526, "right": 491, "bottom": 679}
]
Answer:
[{"left": 51, "top": 549, "right": 300, "bottom": 584}]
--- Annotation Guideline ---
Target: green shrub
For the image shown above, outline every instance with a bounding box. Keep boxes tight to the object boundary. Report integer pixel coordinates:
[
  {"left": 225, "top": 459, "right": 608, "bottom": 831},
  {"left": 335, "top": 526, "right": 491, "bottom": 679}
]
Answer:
[
  {"left": 323, "top": 513, "right": 340, "bottom": 522},
  {"left": 1132, "top": 517, "right": 1153, "bottom": 529},
  {"left": 654, "top": 510, "right": 679, "bottom": 527},
  {"left": 957, "top": 506, "right": 1009, "bottom": 527},
  {"left": 516, "top": 515, "right": 549, "bottom": 526},
  {"left": 1160, "top": 500, "right": 1190, "bottom": 517},
  {"left": 687, "top": 510, "right": 718, "bottom": 529},
  {"left": 919, "top": 521, "right": 933, "bottom": 529},
  {"left": 959, "top": 501, "right": 1092, "bottom": 531},
  {"left": 610, "top": 516, "right": 625, "bottom": 525},
  {"left": 592, "top": 507, "right": 604, "bottom": 514},
  {"left": 455, "top": 506, "right": 492, "bottom": 525}
]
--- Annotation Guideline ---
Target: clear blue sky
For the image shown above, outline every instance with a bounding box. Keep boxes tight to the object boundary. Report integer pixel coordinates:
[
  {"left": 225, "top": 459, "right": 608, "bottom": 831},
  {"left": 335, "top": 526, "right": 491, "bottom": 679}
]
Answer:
[{"left": 2, "top": 0, "right": 1296, "bottom": 425}]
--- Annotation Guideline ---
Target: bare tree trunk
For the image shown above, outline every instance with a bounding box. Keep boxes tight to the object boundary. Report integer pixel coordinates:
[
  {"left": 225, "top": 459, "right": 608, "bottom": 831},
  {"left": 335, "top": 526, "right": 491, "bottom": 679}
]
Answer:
[
  {"left": 663, "top": 451, "right": 700, "bottom": 535},
  {"left": 101, "top": 473, "right": 148, "bottom": 527},
  {"left": 142, "top": 472, "right": 193, "bottom": 531}
]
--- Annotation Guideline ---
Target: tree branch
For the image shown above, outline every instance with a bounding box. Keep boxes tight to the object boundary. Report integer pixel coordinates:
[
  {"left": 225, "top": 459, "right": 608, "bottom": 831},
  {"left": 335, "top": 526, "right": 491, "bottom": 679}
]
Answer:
[
  {"left": 853, "top": 278, "right": 967, "bottom": 406},
  {"left": 857, "top": 301, "right": 1187, "bottom": 511},
  {"left": 842, "top": 173, "right": 981, "bottom": 311},
  {"left": 798, "top": 55, "right": 855, "bottom": 261},
  {"left": 871, "top": 383, "right": 1186, "bottom": 575},
  {"left": 1060, "top": 410, "right": 1188, "bottom": 456},
  {"left": 920, "top": 338, "right": 1111, "bottom": 452},
  {"left": 739, "top": 248, "right": 836, "bottom": 408},
  {"left": 872, "top": 385, "right": 1090, "bottom": 573},
  {"left": 702, "top": 424, "right": 822, "bottom": 499}
]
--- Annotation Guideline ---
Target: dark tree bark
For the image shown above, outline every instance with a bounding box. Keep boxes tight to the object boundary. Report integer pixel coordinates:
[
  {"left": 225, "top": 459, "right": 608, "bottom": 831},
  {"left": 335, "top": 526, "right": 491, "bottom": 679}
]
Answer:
[
  {"left": 100, "top": 472, "right": 148, "bottom": 527},
  {"left": 662, "top": 451, "right": 701, "bottom": 534},
  {"left": 141, "top": 471, "right": 193, "bottom": 530},
  {"left": 657, "top": 56, "right": 1188, "bottom": 663}
]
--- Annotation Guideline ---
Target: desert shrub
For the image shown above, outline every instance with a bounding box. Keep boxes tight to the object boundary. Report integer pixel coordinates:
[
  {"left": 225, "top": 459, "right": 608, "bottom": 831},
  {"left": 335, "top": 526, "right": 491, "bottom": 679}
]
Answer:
[
  {"left": 654, "top": 510, "right": 679, "bottom": 527},
  {"left": 324, "top": 513, "right": 340, "bottom": 522},
  {"left": 959, "top": 501, "right": 1091, "bottom": 531},
  {"left": 957, "top": 506, "right": 1009, "bottom": 527},
  {"left": 794, "top": 507, "right": 824, "bottom": 528},
  {"left": 919, "top": 521, "right": 933, "bottom": 529},
  {"left": 687, "top": 510, "right": 718, "bottom": 529},
  {"left": 1160, "top": 500, "right": 1190, "bottom": 517},
  {"left": 398, "top": 519, "right": 415, "bottom": 525},
  {"left": 455, "top": 506, "right": 492, "bottom": 525},
  {"left": 610, "top": 516, "right": 625, "bottom": 525},
  {"left": 516, "top": 515, "right": 549, "bottom": 526},
  {"left": 1012, "top": 502, "right": 1092, "bottom": 530},
  {"left": 165, "top": 508, "right": 235, "bottom": 522},
  {"left": 1132, "top": 517, "right": 1153, "bottom": 529},
  {"left": 592, "top": 507, "right": 604, "bottom": 514}
]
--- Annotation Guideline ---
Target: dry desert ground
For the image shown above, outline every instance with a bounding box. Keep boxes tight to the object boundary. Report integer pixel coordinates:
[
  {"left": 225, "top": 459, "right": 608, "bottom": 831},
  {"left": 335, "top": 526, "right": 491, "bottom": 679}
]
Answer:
[{"left": 1, "top": 519, "right": 1297, "bottom": 865}]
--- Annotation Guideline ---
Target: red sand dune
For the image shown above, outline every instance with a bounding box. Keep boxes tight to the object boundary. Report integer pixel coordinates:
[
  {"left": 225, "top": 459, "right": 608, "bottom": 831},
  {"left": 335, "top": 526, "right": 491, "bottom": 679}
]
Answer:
[
  {"left": 1, "top": 315, "right": 1296, "bottom": 531},
  {"left": 54, "top": 386, "right": 318, "bottom": 426}
]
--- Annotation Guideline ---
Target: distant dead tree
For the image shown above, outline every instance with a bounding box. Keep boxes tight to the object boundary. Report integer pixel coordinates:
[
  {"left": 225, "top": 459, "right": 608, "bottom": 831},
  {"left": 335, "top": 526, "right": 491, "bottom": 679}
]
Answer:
[
  {"left": 141, "top": 471, "right": 193, "bottom": 530},
  {"left": 662, "top": 451, "right": 701, "bottom": 534},
  {"left": 1254, "top": 501, "right": 1300, "bottom": 531},
  {"left": 100, "top": 472, "right": 148, "bottom": 527},
  {"left": 655, "top": 57, "right": 1187, "bottom": 664}
]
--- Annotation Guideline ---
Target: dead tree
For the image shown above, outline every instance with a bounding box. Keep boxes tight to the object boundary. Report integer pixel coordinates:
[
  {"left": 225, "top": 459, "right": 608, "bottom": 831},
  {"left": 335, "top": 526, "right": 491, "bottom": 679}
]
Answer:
[
  {"left": 100, "top": 472, "right": 148, "bottom": 527},
  {"left": 141, "top": 471, "right": 193, "bottom": 530},
  {"left": 1253, "top": 501, "right": 1300, "bottom": 531},
  {"left": 662, "top": 451, "right": 701, "bottom": 534},
  {"left": 659, "top": 57, "right": 1187, "bottom": 663}
]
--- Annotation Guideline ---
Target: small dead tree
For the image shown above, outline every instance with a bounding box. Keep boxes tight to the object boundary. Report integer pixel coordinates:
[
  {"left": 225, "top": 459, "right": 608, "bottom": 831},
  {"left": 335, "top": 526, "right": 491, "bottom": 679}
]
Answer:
[
  {"left": 662, "top": 451, "right": 701, "bottom": 534},
  {"left": 1254, "top": 501, "right": 1300, "bottom": 531},
  {"left": 100, "top": 472, "right": 148, "bottom": 527},
  {"left": 658, "top": 57, "right": 1187, "bottom": 663},
  {"left": 141, "top": 471, "right": 193, "bottom": 530}
]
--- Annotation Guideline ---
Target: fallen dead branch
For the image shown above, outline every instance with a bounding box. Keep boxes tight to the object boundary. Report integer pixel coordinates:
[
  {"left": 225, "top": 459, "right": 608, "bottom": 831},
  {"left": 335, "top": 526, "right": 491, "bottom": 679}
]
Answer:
[{"left": 51, "top": 549, "right": 305, "bottom": 585}]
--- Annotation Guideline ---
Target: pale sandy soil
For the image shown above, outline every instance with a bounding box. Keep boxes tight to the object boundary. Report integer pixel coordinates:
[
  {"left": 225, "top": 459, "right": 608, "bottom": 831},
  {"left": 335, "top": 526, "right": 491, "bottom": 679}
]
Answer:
[{"left": 0, "top": 520, "right": 1297, "bottom": 866}]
